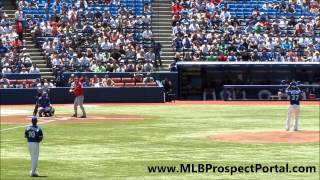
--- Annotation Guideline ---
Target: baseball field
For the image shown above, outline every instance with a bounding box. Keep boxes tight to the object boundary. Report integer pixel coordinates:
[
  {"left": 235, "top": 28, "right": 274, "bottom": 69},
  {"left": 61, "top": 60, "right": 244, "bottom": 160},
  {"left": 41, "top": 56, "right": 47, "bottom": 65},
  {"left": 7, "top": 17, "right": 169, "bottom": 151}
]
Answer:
[{"left": 0, "top": 101, "right": 319, "bottom": 180}]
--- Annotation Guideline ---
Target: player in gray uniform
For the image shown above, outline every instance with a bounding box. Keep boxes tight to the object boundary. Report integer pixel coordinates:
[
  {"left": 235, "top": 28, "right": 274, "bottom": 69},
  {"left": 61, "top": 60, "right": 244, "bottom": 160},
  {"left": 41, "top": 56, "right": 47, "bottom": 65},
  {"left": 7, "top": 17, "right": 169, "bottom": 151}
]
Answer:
[
  {"left": 25, "top": 116, "right": 43, "bottom": 177},
  {"left": 285, "top": 82, "right": 302, "bottom": 131}
]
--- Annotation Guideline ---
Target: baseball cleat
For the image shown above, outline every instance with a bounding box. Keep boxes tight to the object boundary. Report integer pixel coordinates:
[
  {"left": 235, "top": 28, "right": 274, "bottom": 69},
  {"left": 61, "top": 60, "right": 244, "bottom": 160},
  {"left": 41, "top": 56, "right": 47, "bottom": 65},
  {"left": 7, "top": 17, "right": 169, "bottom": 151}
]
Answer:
[
  {"left": 72, "top": 114, "right": 77, "bottom": 117},
  {"left": 30, "top": 173, "right": 39, "bottom": 177},
  {"left": 80, "top": 115, "right": 87, "bottom": 118}
]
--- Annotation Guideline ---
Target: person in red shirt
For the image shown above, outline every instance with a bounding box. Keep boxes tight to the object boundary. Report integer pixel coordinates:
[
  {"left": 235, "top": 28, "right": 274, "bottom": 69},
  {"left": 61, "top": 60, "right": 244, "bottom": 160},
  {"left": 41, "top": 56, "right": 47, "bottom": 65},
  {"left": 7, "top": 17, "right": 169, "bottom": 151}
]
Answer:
[
  {"left": 171, "top": 1, "right": 182, "bottom": 15},
  {"left": 69, "top": 77, "right": 86, "bottom": 118},
  {"left": 11, "top": 37, "right": 23, "bottom": 49}
]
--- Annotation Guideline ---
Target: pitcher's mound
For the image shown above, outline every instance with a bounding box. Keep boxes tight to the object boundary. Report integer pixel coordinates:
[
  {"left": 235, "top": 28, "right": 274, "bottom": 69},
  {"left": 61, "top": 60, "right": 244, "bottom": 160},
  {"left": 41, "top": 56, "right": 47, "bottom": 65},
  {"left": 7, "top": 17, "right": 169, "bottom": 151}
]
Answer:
[{"left": 209, "top": 130, "right": 320, "bottom": 143}]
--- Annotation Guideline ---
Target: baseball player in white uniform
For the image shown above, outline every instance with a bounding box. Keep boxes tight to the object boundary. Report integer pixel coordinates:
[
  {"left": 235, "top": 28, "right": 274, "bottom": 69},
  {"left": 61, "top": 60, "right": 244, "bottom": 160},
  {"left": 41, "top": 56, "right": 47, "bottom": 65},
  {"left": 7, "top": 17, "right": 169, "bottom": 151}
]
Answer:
[{"left": 285, "top": 82, "right": 302, "bottom": 131}]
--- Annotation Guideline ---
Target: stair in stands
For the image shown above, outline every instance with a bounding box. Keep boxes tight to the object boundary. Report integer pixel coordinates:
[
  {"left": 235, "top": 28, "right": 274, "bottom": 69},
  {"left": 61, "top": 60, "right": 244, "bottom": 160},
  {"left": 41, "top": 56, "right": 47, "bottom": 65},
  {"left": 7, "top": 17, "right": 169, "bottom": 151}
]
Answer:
[
  {"left": 23, "top": 32, "right": 54, "bottom": 79},
  {"left": 152, "top": 0, "right": 174, "bottom": 71}
]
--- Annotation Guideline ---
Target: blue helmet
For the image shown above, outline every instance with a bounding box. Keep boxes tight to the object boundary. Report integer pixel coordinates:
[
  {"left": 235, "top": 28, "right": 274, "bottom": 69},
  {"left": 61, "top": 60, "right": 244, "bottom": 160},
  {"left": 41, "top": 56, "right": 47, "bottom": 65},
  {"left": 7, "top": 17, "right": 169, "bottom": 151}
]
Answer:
[
  {"left": 31, "top": 116, "right": 38, "bottom": 123},
  {"left": 290, "top": 81, "right": 297, "bottom": 87}
]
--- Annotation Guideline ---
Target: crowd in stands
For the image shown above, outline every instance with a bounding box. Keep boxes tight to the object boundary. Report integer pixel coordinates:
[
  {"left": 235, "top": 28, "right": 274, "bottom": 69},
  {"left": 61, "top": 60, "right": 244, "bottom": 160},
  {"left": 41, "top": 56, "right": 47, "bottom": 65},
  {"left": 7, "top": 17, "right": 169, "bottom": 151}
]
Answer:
[
  {"left": 171, "top": 0, "right": 320, "bottom": 62},
  {"left": 18, "top": 0, "right": 160, "bottom": 75},
  {"left": 1, "top": 4, "right": 38, "bottom": 74},
  {"left": 0, "top": 75, "right": 55, "bottom": 88}
]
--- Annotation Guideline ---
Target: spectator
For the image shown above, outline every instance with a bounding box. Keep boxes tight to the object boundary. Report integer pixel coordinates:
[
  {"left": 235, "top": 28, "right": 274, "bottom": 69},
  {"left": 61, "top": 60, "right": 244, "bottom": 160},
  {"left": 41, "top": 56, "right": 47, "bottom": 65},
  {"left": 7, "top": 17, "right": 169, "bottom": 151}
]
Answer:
[
  {"left": 144, "top": 48, "right": 155, "bottom": 64},
  {"left": 143, "top": 61, "right": 153, "bottom": 72},
  {"left": 91, "top": 75, "right": 101, "bottom": 87},
  {"left": 152, "top": 40, "right": 162, "bottom": 67},
  {"left": 101, "top": 75, "right": 114, "bottom": 87},
  {"left": 312, "top": 52, "right": 320, "bottom": 62},
  {"left": 20, "top": 67, "right": 29, "bottom": 74},
  {"left": 21, "top": 53, "right": 32, "bottom": 67},
  {"left": 142, "top": 27, "right": 152, "bottom": 40},
  {"left": 161, "top": 77, "right": 173, "bottom": 102},
  {"left": 0, "top": 75, "right": 10, "bottom": 88},
  {"left": 0, "top": 39, "right": 8, "bottom": 57},
  {"left": 2, "top": 63, "right": 12, "bottom": 74},
  {"left": 143, "top": 72, "right": 154, "bottom": 83},
  {"left": 95, "top": 63, "right": 106, "bottom": 72},
  {"left": 29, "top": 64, "right": 40, "bottom": 74}
]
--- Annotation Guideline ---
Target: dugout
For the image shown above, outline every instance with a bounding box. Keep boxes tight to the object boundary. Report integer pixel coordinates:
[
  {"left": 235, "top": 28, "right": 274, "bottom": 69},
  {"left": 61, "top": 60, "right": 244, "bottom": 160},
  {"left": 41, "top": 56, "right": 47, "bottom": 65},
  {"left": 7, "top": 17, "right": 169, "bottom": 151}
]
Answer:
[{"left": 177, "top": 62, "right": 320, "bottom": 100}]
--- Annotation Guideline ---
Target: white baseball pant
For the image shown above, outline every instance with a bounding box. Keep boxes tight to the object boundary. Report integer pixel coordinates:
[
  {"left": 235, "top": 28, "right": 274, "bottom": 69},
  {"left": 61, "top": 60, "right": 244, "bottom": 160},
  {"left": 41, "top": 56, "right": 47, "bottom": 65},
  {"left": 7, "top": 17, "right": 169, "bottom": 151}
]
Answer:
[
  {"left": 286, "top": 105, "right": 300, "bottom": 131},
  {"left": 74, "top": 95, "right": 86, "bottom": 116},
  {"left": 28, "top": 142, "right": 39, "bottom": 175}
]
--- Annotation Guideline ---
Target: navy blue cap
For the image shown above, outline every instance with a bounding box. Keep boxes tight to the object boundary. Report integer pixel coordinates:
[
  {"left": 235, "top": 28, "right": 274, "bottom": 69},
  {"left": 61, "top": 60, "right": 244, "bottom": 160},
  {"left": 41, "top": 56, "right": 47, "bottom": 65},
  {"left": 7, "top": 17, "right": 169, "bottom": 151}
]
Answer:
[
  {"left": 31, "top": 116, "right": 38, "bottom": 122},
  {"left": 290, "top": 81, "right": 297, "bottom": 86}
]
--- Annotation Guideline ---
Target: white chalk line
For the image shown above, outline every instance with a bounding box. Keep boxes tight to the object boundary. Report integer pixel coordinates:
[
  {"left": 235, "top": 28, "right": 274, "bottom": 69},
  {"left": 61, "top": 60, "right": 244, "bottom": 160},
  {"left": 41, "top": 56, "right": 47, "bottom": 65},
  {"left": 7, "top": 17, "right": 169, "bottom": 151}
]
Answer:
[
  {"left": 1, "top": 115, "right": 145, "bottom": 132},
  {"left": 1, "top": 119, "right": 57, "bottom": 132}
]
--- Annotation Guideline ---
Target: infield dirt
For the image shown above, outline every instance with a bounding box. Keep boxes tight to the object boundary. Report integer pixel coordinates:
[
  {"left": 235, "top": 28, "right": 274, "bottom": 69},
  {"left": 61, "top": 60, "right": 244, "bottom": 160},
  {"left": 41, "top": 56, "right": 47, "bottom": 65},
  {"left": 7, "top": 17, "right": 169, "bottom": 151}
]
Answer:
[{"left": 209, "top": 130, "right": 320, "bottom": 143}]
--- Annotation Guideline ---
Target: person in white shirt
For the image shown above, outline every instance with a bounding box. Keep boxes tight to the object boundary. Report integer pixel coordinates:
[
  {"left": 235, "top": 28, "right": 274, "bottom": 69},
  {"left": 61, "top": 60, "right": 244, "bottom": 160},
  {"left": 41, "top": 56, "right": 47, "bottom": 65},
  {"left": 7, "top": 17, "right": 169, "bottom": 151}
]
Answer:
[
  {"left": 2, "top": 23, "right": 13, "bottom": 34},
  {"left": 100, "top": 38, "right": 112, "bottom": 51},
  {"left": 15, "top": 8, "right": 24, "bottom": 22},
  {"left": 312, "top": 52, "right": 320, "bottom": 62},
  {"left": 109, "top": 16, "right": 119, "bottom": 29},
  {"left": 2, "top": 64, "right": 12, "bottom": 74},
  {"left": 51, "top": 54, "right": 62, "bottom": 67},
  {"left": 125, "top": 46, "right": 136, "bottom": 59},
  {"left": 143, "top": 62, "right": 153, "bottom": 72},
  {"left": 144, "top": 49, "right": 155, "bottom": 63},
  {"left": 29, "top": 64, "right": 40, "bottom": 74},
  {"left": 265, "top": 37, "right": 276, "bottom": 51},
  {"left": 201, "top": 41, "right": 211, "bottom": 55},
  {"left": 298, "top": 37, "right": 310, "bottom": 48},
  {"left": 279, "top": 18, "right": 287, "bottom": 29},
  {"left": 220, "top": 9, "right": 231, "bottom": 22},
  {"left": 136, "top": 49, "right": 145, "bottom": 60},
  {"left": 262, "top": 2, "right": 271, "bottom": 10},
  {"left": 189, "top": 20, "right": 200, "bottom": 32},
  {"left": 76, "top": 0, "right": 88, "bottom": 9},
  {"left": 22, "top": 53, "right": 32, "bottom": 67},
  {"left": 40, "top": 21, "right": 52, "bottom": 36},
  {"left": 20, "top": 67, "right": 29, "bottom": 74},
  {"left": 142, "top": 28, "right": 153, "bottom": 40},
  {"left": 79, "top": 54, "right": 90, "bottom": 66}
]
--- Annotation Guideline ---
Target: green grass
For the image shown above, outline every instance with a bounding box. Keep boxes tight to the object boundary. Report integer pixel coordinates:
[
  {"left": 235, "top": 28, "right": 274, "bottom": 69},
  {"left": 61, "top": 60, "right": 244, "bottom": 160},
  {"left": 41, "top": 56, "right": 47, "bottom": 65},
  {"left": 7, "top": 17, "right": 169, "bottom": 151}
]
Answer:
[{"left": 1, "top": 104, "right": 319, "bottom": 180}]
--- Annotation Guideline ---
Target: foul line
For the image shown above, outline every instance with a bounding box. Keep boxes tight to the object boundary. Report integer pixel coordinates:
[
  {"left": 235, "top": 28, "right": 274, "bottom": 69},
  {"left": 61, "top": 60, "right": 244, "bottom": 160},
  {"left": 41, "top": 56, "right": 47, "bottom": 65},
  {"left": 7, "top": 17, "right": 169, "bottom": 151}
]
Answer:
[
  {"left": 0, "top": 119, "right": 57, "bottom": 132},
  {"left": 1, "top": 116, "right": 146, "bottom": 132}
]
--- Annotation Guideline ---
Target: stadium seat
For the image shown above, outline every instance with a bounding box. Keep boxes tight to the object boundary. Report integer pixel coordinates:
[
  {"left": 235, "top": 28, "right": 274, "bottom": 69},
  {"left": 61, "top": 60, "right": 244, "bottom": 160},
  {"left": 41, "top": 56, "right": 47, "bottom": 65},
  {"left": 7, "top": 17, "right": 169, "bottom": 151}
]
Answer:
[
  {"left": 135, "top": 82, "right": 145, "bottom": 86},
  {"left": 112, "top": 78, "right": 122, "bottom": 83},
  {"left": 114, "top": 83, "right": 125, "bottom": 87},
  {"left": 122, "top": 78, "right": 134, "bottom": 83},
  {"left": 125, "top": 83, "right": 135, "bottom": 86}
]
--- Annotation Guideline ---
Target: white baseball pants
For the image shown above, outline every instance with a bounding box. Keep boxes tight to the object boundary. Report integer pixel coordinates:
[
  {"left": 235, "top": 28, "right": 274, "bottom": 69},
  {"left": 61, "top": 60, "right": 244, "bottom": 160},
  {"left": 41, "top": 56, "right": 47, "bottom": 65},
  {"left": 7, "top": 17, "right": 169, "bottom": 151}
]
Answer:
[
  {"left": 28, "top": 142, "right": 39, "bottom": 175},
  {"left": 286, "top": 105, "right": 300, "bottom": 131},
  {"left": 74, "top": 95, "right": 86, "bottom": 116}
]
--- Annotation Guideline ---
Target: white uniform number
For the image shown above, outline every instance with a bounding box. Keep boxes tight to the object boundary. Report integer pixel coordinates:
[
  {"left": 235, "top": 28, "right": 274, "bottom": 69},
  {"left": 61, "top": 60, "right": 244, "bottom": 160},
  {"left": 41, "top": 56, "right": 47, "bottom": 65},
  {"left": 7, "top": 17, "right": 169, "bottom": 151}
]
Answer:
[
  {"left": 28, "top": 131, "right": 36, "bottom": 138},
  {"left": 291, "top": 94, "right": 299, "bottom": 101}
]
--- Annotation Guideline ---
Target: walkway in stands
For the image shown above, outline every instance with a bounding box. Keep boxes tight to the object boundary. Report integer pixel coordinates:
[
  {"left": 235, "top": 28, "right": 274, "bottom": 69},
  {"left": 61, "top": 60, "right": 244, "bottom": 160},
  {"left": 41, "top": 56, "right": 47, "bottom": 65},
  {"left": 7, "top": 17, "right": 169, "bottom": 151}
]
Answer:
[{"left": 152, "top": 0, "right": 174, "bottom": 69}]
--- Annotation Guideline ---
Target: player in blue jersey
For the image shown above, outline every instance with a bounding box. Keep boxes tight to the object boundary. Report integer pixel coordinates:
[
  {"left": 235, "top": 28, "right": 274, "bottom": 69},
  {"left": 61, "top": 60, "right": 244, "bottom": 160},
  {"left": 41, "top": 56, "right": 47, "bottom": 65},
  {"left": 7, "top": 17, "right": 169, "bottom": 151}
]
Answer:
[
  {"left": 285, "top": 81, "right": 302, "bottom": 131},
  {"left": 25, "top": 116, "right": 43, "bottom": 177},
  {"left": 37, "top": 92, "right": 54, "bottom": 117}
]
